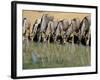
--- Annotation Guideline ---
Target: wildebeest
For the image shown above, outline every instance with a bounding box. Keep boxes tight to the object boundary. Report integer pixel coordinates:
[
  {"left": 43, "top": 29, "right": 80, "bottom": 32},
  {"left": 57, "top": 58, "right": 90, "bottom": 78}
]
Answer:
[
  {"left": 38, "top": 14, "right": 54, "bottom": 42},
  {"left": 79, "top": 16, "right": 91, "bottom": 45},
  {"left": 22, "top": 18, "right": 31, "bottom": 43},
  {"left": 31, "top": 17, "right": 42, "bottom": 42},
  {"left": 31, "top": 14, "right": 54, "bottom": 42},
  {"left": 44, "top": 20, "right": 58, "bottom": 43},
  {"left": 52, "top": 18, "right": 80, "bottom": 44},
  {"left": 22, "top": 14, "right": 91, "bottom": 46},
  {"left": 61, "top": 19, "right": 70, "bottom": 44},
  {"left": 65, "top": 18, "right": 81, "bottom": 44},
  {"left": 45, "top": 21, "right": 54, "bottom": 43},
  {"left": 54, "top": 21, "right": 64, "bottom": 44}
]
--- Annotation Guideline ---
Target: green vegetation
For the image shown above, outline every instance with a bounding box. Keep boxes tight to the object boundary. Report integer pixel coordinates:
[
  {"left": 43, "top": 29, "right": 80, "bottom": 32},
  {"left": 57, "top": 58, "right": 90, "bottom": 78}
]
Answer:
[{"left": 23, "top": 42, "right": 91, "bottom": 69}]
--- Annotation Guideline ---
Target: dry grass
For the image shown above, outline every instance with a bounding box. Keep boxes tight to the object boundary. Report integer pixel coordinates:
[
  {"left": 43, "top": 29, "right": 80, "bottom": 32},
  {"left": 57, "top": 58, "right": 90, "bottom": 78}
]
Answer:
[{"left": 23, "top": 42, "right": 91, "bottom": 69}]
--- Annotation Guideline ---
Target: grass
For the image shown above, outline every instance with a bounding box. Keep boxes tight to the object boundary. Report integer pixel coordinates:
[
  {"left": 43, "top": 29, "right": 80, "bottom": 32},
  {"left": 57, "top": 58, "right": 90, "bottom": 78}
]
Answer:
[{"left": 23, "top": 41, "right": 91, "bottom": 69}]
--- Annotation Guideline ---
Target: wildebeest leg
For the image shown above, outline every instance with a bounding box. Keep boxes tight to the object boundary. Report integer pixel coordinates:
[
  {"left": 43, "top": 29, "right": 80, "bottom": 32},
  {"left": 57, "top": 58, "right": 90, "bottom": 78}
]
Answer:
[
  {"left": 66, "top": 35, "right": 69, "bottom": 42},
  {"left": 63, "top": 33, "right": 67, "bottom": 44},
  {"left": 86, "top": 39, "right": 90, "bottom": 46},
  {"left": 72, "top": 35, "right": 74, "bottom": 44},
  {"left": 54, "top": 35, "right": 57, "bottom": 43},
  {"left": 47, "top": 34, "right": 51, "bottom": 43},
  {"left": 77, "top": 30, "right": 81, "bottom": 45},
  {"left": 79, "top": 35, "right": 82, "bottom": 45},
  {"left": 29, "top": 34, "right": 33, "bottom": 42},
  {"left": 41, "top": 32, "right": 47, "bottom": 43},
  {"left": 63, "top": 38, "right": 66, "bottom": 44},
  {"left": 38, "top": 33, "right": 42, "bottom": 43}
]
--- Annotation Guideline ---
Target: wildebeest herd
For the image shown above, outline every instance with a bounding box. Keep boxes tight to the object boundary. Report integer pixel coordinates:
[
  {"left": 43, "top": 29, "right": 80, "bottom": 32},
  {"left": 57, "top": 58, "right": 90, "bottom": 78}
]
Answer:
[{"left": 22, "top": 14, "right": 91, "bottom": 46}]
